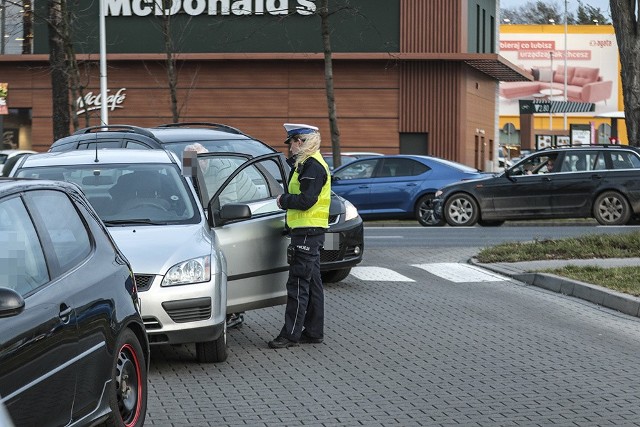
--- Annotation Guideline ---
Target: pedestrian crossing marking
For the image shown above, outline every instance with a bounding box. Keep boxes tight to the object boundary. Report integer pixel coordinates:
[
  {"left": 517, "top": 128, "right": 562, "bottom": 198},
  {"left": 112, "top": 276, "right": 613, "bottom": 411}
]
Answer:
[
  {"left": 350, "top": 267, "right": 415, "bottom": 282},
  {"left": 412, "top": 263, "right": 509, "bottom": 283}
]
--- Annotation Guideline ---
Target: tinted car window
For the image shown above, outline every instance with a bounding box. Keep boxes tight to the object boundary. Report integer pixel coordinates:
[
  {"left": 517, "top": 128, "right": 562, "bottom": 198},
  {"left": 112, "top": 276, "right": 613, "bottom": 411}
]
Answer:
[
  {"left": 29, "top": 190, "right": 92, "bottom": 273},
  {"left": 610, "top": 151, "right": 640, "bottom": 169},
  {"left": 0, "top": 195, "right": 49, "bottom": 294},
  {"left": 78, "top": 140, "right": 122, "bottom": 150},
  {"left": 378, "top": 159, "right": 428, "bottom": 177},
  {"left": 333, "top": 159, "right": 379, "bottom": 180}
]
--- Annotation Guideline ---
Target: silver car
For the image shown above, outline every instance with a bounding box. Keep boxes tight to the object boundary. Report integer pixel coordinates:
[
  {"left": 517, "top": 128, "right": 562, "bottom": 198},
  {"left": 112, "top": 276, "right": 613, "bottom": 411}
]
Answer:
[{"left": 13, "top": 149, "right": 290, "bottom": 363}]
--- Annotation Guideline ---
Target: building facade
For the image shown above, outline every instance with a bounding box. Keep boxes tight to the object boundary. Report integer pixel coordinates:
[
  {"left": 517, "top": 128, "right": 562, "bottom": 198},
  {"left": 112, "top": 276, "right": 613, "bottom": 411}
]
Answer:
[{"left": 1, "top": 0, "right": 527, "bottom": 169}]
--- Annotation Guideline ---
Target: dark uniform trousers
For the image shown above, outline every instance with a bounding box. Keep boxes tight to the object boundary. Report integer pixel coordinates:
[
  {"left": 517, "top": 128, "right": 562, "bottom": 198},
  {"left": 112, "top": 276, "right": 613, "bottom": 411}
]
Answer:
[{"left": 280, "top": 228, "right": 325, "bottom": 341}]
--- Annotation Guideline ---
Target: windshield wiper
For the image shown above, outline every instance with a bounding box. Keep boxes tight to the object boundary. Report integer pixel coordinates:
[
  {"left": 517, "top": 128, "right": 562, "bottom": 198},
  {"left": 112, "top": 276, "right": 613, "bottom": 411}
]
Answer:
[{"left": 103, "top": 219, "right": 165, "bottom": 226}]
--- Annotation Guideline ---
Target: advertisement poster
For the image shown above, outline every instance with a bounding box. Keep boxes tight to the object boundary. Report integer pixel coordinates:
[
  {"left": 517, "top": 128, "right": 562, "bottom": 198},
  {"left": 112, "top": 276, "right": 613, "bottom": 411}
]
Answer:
[
  {"left": 0, "top": 83, "right": 7, "bottom": 115},
  {"left": 499, "top": 30, "right": 618, "bottom": 117}
]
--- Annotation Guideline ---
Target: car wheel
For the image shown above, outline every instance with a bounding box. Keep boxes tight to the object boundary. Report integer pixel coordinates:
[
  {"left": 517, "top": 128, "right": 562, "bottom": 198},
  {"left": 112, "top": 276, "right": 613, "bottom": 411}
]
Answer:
[
  {"left": 107, "top": 329, "right": 147, "bottom": 427},
  {"left": 478, "top": 219, "right": 505, "bottom": 227},
  {"left": 593, "top": 191, "right": 631, "bottom": 225},
  {"left": 321, "top": 268, "right": 351, "bottom": 283},
  {"left": 415, "top": 193, "right": 444, "bottom": 226},
  {"left": 196, "top": 321, "right": 228, "bottom": 363},
  {"left": 444, "top": 193, "right": 479, "bottom": 226}
]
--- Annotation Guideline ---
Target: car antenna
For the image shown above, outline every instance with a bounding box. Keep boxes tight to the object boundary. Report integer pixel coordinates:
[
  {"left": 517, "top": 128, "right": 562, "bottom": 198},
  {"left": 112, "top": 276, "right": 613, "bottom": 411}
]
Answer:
[{"left": 94, "top": 127, "right": 99, "bottom": 162}]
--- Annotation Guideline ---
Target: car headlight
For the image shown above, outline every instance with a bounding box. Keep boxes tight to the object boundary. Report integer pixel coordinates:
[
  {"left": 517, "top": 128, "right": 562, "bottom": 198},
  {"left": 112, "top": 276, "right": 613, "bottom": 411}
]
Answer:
[
  {"left": 343, "top": 199, "right": 359, "bottom": 221},
  {"left": 435, "top": 190, "right": 443, "bottom": 198},
  {"left": 162, "top": 255, "right": 211, "bottom": 287}
]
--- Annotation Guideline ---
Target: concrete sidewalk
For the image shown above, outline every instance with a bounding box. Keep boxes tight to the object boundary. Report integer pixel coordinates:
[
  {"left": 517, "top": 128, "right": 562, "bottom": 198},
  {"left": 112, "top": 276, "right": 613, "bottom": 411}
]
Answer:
[{"left": 470, "top": 257, "right": 640, "bottom": 318}]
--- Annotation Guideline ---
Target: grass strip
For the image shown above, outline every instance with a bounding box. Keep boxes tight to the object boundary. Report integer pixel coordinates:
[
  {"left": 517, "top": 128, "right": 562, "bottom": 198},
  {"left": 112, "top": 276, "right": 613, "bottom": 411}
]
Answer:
[{"left": 540, "top": 265, "right": 640, "bottom": 297}]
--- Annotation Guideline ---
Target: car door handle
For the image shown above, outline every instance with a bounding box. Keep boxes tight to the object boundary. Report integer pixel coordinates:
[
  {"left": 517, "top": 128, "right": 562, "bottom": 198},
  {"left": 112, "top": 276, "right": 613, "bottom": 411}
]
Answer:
[
  {"left": 358, "top": 185, "right": 369, "bottom": 188},
  {"left": 542, "top": 177, "right": 551, "bottom": 181},
  {"left": 406, "top": 183, "right": 417, "bottom": 186},
  {"left": 59, "top": 304, "right": 73, "bottom": 323},
  {"left": 591, "top": 174, "right": 603, "bottom": 180}
]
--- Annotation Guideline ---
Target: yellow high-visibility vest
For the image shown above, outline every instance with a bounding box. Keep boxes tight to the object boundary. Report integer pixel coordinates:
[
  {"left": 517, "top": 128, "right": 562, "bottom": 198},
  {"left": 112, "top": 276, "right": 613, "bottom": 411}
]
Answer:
[{"left": 287, "top": 151, "right": 331, "bottom": 229}]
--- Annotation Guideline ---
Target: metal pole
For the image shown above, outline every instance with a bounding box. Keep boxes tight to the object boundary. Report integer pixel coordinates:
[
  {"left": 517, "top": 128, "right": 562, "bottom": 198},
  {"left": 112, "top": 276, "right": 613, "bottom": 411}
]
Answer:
[
  {"left": 99, "top": 0, "right": 108, "bottom": 125},
  {"left": 1, "top": 0, "right": 6, "bottom": 55},
  {"left": 563, "top": 0, "right": 568, "bottom": 129},
  {"left": 549, "top": 51, "right": 553, "bottom": 131}
]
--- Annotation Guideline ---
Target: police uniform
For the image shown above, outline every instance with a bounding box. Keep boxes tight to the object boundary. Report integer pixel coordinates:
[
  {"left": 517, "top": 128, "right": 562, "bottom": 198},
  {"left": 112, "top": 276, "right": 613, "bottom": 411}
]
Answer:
[{"left": 269, "top": 123, "right": 331, "bottom": 349}]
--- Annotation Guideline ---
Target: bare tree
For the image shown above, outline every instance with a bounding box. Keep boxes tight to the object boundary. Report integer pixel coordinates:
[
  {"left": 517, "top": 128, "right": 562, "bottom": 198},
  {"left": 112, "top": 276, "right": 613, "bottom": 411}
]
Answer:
[
  {"left": 501, "top": 1, "right": 575, "bottom": 24},
  {"left": 610, "top": 0, "right": 640, "bottom": 146},
  {"left": 576, "top": 0, "right": 610, "bottom": 24},
  {"left": 47, "top": 0, "right": 70, "bottom": 140},
  {"left": 318, "top": 0, "right": 342, "bottom": 168},
  {"left": 155, "top": 0, "right": 179, "bottom": 122}
]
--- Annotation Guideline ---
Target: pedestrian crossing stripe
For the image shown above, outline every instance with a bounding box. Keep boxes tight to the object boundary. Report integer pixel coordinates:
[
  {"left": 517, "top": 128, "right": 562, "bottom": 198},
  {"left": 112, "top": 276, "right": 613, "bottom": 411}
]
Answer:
[
  {"left": 350, "top": 267, "right": 414, "bottom": 282},
  {"left": 412, "top": 263, "right": 509, "bottom": 283}
]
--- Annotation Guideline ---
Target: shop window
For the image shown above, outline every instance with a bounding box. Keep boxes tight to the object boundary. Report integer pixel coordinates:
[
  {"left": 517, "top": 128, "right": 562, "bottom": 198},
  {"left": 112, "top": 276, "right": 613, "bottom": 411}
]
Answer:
[{"left": 1, "top": 108, "right": 32, "bottom": 149}]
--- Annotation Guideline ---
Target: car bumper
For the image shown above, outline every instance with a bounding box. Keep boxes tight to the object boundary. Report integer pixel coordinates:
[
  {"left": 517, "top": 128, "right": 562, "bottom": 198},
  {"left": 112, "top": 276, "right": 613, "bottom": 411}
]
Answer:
[
  {"left": 320, "top": 218, "right": 364, "bottom": 271},
  {"left": 135, "top": 271, "right": 226, "bottom": 345}
]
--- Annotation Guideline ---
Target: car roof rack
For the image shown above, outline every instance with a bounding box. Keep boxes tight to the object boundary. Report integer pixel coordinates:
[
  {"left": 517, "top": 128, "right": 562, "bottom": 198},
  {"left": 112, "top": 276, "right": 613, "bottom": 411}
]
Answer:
[
  {"left": 72, "top": 125, "right": 156, "bottom": 138},
  {"left": 155, "top": 122, "right": 243, "bottom": 135},
  {"left": 538, "top": 143, "right": 631, "bottom": 152}
]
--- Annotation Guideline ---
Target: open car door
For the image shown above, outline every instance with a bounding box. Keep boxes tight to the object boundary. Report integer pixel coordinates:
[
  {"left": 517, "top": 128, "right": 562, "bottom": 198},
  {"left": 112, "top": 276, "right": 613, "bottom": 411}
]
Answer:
[{"left": 192, "top": 152, "right": 290, "bottom": 313}]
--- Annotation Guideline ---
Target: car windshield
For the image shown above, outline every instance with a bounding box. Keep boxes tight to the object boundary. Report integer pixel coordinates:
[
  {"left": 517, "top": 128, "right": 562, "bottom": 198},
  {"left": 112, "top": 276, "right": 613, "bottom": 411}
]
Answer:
[{"left": 16, "top": 164, "right": 199, "bottom": 225}]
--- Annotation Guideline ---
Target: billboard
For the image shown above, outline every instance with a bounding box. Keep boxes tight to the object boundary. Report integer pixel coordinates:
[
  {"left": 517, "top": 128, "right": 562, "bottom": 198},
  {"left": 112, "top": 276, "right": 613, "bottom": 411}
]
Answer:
[
  {"left": 499, "top": 27, "right": 618, "bottom": 117},
  {"left": 0, "top": 83, "right": 7, "bottom": 115}
]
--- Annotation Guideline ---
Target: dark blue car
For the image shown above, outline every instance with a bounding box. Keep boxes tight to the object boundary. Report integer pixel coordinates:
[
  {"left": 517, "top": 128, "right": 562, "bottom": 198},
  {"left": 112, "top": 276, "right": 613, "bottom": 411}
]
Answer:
[{"left": 330, "top": 155, "right": 486, "bottom": 226}]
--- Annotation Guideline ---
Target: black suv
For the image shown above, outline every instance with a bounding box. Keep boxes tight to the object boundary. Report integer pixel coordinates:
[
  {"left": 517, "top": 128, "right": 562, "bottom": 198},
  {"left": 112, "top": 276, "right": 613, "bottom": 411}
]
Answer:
[
  {"left": 433, "top": 144, "right": 640, "bottom": 226},
  {"left": 49, "top": 123, "right": 363, "bottom": 282}
]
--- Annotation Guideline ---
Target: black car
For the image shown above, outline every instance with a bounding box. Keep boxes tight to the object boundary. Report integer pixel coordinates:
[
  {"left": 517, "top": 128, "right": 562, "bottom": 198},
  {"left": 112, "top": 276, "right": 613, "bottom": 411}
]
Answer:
[
  {"left": 433, "top": 145, "right": 640, "bottom": 226},
  {"left": 48, "top": 123, "right": 364, "bottom": 283},
  {"left": 0, "top": 178, "right": 149, "bottom": 426}
]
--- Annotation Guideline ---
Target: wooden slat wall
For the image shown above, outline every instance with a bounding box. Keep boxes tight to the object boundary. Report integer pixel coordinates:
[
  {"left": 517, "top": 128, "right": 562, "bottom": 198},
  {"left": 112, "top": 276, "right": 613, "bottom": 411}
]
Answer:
[
  {"left": 400, "top": 0, "right": 462, "bottom": 54},
  {"left": 3, "top": 59, "right": 401, "bottom": 154},
  {"left": 400, "top": 62, "right": 463, "bottom": 160}
]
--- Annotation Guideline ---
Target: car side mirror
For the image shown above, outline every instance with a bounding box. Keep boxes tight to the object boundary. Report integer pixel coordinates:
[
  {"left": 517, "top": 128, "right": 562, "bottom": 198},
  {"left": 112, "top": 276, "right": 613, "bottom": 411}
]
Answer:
[
  {"left": 209, "top": 202, "right": 252, "bottom": 227},
  {"left": 0, "top": 287, "right": 25, "bottom": 318}
]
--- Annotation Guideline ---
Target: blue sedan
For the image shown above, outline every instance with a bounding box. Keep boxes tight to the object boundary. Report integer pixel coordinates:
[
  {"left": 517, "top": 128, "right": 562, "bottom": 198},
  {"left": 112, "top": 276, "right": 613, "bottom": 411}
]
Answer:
[{"left": 330, "top": 155, "right": 487, "bottom": 226}]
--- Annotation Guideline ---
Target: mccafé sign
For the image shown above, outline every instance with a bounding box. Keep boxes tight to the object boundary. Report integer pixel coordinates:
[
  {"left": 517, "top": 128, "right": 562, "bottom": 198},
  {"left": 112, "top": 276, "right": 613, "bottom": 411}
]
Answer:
[
  {"left": 105, "top": 0, "right": 317, "bottom": 16},
  {"left": 76, "top": 88, "right": 127, "bottom": 116}
]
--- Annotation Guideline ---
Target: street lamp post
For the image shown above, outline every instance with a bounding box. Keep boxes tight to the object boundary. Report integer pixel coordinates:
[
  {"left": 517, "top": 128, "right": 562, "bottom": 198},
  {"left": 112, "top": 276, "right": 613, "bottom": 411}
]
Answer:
[{"left": 99, "top": 0, "right": 108, "bottom": 125}]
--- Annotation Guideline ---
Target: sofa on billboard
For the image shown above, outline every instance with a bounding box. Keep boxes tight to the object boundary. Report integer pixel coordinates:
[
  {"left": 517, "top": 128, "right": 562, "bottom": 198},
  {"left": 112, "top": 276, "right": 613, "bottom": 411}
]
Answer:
[{"left": 500, "top": 66, "right": 613, "bottom": 104}]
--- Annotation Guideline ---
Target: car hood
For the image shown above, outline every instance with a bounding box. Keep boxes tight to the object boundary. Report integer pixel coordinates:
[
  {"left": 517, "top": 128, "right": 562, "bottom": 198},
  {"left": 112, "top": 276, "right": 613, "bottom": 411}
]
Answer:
[{"left": 108, "top": 224, "right": 211, "bottom": 275}]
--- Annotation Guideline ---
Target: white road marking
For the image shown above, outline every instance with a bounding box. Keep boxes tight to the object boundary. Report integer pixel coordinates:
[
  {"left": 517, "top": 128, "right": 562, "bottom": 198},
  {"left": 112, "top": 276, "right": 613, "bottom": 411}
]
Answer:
[
  {"left": 412, "top": 263, "right": 509, "bottom": 283},
  {"left": 350, "top": 266, "right": 415, "bottom": 282}
]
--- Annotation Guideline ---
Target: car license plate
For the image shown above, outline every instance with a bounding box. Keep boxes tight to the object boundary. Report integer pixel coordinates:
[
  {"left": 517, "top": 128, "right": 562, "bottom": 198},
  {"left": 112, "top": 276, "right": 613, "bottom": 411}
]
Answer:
[{"left": 324, "top": 232, "right": 340, "bottom": 250}]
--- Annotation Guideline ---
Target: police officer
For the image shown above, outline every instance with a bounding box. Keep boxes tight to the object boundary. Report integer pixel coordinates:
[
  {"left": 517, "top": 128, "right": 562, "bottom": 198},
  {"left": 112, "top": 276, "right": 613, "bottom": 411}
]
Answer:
[{"left": 268, "top": 123, "right": 331, "bottom": 349}]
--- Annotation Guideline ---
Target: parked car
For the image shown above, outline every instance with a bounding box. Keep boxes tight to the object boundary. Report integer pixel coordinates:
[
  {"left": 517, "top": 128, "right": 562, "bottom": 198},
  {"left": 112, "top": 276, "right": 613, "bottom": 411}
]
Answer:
[
  {"left": 433, "top": 145, "right": 640, "bottom": 226},
  {"left": 0, "top": 149, "right": 36, "bottom": 176},
  {"left": 0, "top": 177, "right": 149, "bottom": 426},
  {"left": 322, "top": 151, "right": 383, "bottom": 171},
  {"left": 330, "top": 154, "right": 487, "bottom": 226},
  {"left": 48, "top": 123, "right": 364, "bottom": 283}
]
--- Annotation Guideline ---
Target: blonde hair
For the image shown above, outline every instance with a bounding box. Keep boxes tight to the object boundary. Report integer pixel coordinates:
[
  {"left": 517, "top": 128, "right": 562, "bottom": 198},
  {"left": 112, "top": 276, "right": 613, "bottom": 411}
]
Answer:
[{"left": 294, "top": 131, "right": 321, "bottom": 169}]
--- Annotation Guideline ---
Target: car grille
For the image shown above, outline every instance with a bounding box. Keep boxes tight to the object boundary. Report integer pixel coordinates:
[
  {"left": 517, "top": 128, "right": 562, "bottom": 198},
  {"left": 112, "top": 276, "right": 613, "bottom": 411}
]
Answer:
[
  {"left": 162, "top": 297, "right": 212, "bottom": 323},
  {"left": 134, "top": 274, "right": 154, "bottom": 292},
  {"left": 321, "top": 243, "right": 360, "bottom": 263}
]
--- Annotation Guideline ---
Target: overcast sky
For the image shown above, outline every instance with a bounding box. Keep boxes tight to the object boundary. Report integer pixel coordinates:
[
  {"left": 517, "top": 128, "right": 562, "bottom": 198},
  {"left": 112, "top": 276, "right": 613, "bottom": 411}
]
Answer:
[{"left": 499, "top": 0, "right": 611, "bottom": 18}]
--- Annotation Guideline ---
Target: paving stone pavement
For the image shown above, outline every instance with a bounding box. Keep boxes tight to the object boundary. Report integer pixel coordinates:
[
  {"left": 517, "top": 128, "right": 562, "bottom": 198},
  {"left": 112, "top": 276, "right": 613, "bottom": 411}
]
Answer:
[{"left": 145, "top": 247, "right": 640, "bottom": 426}]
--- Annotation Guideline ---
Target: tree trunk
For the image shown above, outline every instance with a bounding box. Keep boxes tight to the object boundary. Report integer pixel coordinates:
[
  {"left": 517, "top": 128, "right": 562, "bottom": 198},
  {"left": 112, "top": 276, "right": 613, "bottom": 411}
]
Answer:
[
  {"left": 161, "top": 11, "right": 179, "bottom": 122},
  {"left": 610, "top": 0, "right": 640, "bottom": 146},
  {"left": 320, "top": 0, "right": 341, "bottom": 167},
  {"left": 48, "top": 0, "right": 70, "bottom": 140}
]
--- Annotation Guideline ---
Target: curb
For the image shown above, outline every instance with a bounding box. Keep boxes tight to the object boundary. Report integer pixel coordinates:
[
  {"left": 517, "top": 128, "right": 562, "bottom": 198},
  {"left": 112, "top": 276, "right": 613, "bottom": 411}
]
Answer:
[{"left": 469, "top": 258, "right": 640, "bottom": 318}]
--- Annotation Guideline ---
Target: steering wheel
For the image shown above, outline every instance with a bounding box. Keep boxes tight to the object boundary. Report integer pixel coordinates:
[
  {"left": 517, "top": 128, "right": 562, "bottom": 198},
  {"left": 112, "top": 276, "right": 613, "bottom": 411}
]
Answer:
[{"left": 122, "top": 199, "right": 170, "bottom": 212}]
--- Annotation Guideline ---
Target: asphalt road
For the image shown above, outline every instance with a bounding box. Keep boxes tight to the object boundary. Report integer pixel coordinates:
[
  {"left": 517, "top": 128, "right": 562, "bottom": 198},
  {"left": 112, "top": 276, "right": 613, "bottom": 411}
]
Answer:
[{"left": 145, "top": 224, "right": 640, "bottom": 426}]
